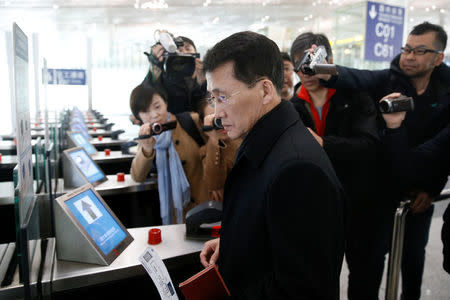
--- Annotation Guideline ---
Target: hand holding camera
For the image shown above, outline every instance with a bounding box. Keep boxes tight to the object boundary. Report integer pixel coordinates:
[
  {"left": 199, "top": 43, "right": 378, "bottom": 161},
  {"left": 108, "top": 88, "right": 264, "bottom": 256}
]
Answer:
[
  {"left": 380, "top": 93, "right": 411, "bottom": 129},
  {"left": 295, "top": 45, "right": 338, "bottom": 76},
  {"left": 138, "top": 123, "right": 157, "bottom": 157}
]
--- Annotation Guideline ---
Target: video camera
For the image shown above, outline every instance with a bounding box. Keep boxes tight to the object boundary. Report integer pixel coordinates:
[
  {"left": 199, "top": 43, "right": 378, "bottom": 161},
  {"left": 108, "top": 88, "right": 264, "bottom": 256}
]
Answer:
[
  {"left": 379, "top": 95, "right": 414, "bottom": 113},
  {"left": 202, "top": 118, "right": 224, "bottom": 132},
  {"left": 294, "top": 45, "right": 338, "bottom": 76},
  {"left": 144, "top": 30, "right": 200, "bottom": 81}
]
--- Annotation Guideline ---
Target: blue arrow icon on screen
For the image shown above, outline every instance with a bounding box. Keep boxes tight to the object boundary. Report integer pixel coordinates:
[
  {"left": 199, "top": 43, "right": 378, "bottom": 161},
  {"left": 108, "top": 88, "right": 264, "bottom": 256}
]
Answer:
[
  {"left": 82, "top": 200, "right": 97, "bottom": 220},
  {"left": 369, "top": 5, "right": 377, "bottom": 19}
]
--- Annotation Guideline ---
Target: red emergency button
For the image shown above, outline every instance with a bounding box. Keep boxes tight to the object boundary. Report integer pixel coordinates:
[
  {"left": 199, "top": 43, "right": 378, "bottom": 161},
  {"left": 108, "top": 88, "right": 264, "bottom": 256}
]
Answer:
[
  {"left": 104, "top": 148, "right": 111, "bottom": 156},
  {"left": 117, "top": 172, "right": 125, "bottom": 182},
  {"left": 93, "top": 127, "right": 97, "bottom": 132},
  {"left": 148, "top": 228, "right": 162, "bottom": 245},
  {"left": 98, "top": 135, "right": 103, "bottom": 141},
  {"left": 0, "top": 153, "right": 2, "bottom": 162}
]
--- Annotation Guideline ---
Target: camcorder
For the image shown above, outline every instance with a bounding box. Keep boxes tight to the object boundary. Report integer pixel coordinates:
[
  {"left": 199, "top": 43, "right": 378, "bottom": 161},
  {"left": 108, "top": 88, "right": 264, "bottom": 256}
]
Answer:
[
  {"left": 379, "top": 95, "right": 414, "bottom": 114},
  {"left": 144, "top": 31, "right": 200, "bottom": 82},
  {"left": 294, "top": 45, "right": 338, "bottom": 76},
  {"left": 202, "top": 118, "right": 224, "bottom": 132},
  {"left": 134, "top": 120, "right": 177, "bottom": 140}
]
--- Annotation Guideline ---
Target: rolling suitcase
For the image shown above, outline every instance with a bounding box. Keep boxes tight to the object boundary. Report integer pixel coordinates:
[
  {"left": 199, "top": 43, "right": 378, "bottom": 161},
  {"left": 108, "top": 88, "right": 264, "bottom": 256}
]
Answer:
[{"left": 385, "top": 200, "right": 411, "bottom": 300}]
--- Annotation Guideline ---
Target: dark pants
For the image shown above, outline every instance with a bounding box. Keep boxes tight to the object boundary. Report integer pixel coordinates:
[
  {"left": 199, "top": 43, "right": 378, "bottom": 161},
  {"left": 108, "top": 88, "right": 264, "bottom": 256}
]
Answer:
[
  {"left": 400, "top": 205, "right": 434, "bottom": 300},
  {"left": 347, "top": 204, "right": 394, "bottom": 300}
]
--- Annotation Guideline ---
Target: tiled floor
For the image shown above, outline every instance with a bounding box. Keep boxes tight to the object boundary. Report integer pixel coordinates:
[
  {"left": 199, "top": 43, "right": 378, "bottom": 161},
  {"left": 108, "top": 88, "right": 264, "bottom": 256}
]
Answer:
[{"left": 340, "top": 199, "right": 450, "bottom": 300}]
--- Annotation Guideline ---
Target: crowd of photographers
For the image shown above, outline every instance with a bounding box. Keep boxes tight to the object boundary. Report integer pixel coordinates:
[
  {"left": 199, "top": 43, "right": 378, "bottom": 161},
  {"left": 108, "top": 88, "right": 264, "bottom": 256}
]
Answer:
[{"left": 128, "top": 22, "right": 449, "bottom": 299}]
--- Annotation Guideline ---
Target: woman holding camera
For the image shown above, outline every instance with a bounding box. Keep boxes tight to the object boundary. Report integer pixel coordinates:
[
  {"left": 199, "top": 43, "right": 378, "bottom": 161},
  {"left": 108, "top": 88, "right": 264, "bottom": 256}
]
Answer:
[{"left": 129, "top": 83, "right": 208, "bottom": 225}]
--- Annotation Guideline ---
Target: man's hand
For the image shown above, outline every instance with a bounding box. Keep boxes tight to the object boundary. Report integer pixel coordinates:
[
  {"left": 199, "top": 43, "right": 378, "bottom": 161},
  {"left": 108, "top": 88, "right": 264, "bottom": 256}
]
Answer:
[
  {"left": 210, "top": 189, "right": 224, "bottom": 202},
  {"left": 203, "top": 114, "right": 219, "bottom": 144},
  {"left": 305, "top": 44, "right": 332, "bottom": 81},
  {"left": 138, "top": 123, "right": 156, "bottom": 157},
  {"left": 200, "top": 238, "right": 220, "bottom": 267},
  {"left": 381, "top": 92, "right": 407, "bottom": 129},
  {"left": 410, "top": 191, "right": 433, "bottom": 214},
  {"left": 151, "top": 43, "right": 165, "bottom": 63},
  {"left": 129, "top": 114, "right": 141, "bottom": 125},
  {"left": 194, "top": 58, "right": 206, "bottom": 85},
  {"left": 307, "top": 127, "right": 323, "bottom": 147}
]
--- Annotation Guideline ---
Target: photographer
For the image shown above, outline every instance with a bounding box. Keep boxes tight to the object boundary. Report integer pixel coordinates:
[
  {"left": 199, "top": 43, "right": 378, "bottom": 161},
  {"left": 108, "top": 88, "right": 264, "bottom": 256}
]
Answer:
[
  {"left": 290, "top": 32, "right": 380, "bottom": 300},
  {"left": 381, "top": 98, "right": 450, "bottom": 275},
  {"left": 144, "top": 33, "right": 207, "bottom": 115},
  {"left": 319, "top": 22, "right": 450, "bottom": 299},
  {"left": 199, "top": 112, "right": 241, "bottom": 202},
  {"left": 129, "top": 84, "right": 208, "bottom": 225}
]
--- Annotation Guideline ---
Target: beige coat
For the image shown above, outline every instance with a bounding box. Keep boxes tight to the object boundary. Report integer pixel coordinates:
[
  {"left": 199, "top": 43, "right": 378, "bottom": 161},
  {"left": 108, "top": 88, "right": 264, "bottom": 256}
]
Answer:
[
  {"left": 199, "top": 138, "right": 241, "bottom": 198},
  {"left": 130, "top": 113, "right": 209, "bottom": 214}
]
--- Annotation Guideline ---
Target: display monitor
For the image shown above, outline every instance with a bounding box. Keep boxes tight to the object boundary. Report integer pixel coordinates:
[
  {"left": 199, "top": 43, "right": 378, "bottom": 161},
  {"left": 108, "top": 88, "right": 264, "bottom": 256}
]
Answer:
[
  {"left": 68, "top": 131, "right": 97, "bottom": 155},
  {"left": 55, "top": 184, "right": 133, "bottom": 265},
  {"left": 65, "top": 147, "right": 107, "bottom": 186},
  {"left": 71, "top": 122, "right": 90, "bottom": 140}
]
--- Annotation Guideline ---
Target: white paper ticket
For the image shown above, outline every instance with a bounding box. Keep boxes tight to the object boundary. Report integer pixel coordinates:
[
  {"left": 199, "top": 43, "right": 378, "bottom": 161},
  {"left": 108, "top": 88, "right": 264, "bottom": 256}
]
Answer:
[{"left": 139, "top": 246, "right": 179, "bottom": 300}]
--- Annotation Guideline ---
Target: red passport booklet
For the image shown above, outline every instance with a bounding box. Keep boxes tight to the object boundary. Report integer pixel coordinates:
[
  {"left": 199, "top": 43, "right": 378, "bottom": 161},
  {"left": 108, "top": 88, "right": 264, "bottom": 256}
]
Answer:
[{"left": 179, "top": 264, "right": 231, "bottom": 300}]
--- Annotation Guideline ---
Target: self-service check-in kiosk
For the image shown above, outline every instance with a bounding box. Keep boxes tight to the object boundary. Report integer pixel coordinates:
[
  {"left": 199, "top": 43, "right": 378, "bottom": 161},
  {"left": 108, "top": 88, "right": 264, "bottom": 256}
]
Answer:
[
  {"left": 67, "top": 131, "right": 97, "bottom": 155},
  {"left": 62, "top": 147, "right": 107, "bottom": 188},
  {"left": 54, "top": 184, "right": 133, "bottom": 265}
]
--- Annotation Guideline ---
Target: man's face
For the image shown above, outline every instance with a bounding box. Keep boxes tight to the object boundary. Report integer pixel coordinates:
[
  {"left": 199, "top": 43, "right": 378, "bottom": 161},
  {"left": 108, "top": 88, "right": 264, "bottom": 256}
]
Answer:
[
  {"left": 282, "top": 59, "right": 295, "bottom": 99},
  {"left": 206, "top": 62, "right": 265, "bottom": 140},
  {"left": 399, "top": 32, "right": 444, "bottom": 78}
]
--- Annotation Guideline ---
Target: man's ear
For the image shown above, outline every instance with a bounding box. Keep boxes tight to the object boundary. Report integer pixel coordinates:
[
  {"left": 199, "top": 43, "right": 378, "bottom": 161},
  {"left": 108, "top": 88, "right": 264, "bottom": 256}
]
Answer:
[
  {"left": 434, "top": 53, "right": 444, "bottom": 67},
  {"left": 261, "top": 80, "right": 275, "bottom": 105}
]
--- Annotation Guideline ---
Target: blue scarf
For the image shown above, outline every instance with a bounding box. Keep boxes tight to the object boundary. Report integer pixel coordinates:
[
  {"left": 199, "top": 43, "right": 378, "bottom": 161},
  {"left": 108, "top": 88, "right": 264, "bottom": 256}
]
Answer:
[{"left": 154, "top": 117, "right": 191, "bottom": 224}]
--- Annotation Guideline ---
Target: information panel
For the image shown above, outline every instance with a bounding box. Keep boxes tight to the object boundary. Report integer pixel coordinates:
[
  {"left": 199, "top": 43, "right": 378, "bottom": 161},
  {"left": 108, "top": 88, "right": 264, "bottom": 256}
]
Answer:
[
  {"left": 13, "top": 23, "right": 34, "bottom": 223},
  {"left": 46, "top": 69, "right": 86, "bottom": 85},
  {"left": 364, "top": 1, "right": 405, "bottom": 62}
]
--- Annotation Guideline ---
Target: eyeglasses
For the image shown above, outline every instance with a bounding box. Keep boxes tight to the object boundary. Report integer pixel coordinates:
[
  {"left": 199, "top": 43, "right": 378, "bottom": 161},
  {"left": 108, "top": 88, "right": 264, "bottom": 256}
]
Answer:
[
  {"left": 206, "top": 77, "right": 266, "bottom": 107},
  {"left": 401, "top": 46, "right": 443, "bottom": 56}
]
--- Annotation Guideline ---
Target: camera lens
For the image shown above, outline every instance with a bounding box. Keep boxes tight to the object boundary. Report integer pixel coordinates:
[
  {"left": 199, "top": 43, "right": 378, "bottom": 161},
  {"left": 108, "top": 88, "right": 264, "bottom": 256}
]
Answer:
[
  {"left": 152, "top": 123, "right": 162, "bottom": 134},
  {"left": 379, "top": 99, "right": 392, "bottom": 113},
  {"left": 213, "top": 118, "right": 223, "bottom": 129}
]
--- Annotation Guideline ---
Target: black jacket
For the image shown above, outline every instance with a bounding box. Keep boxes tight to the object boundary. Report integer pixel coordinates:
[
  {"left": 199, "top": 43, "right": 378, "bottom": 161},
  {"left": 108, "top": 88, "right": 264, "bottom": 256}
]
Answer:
[
  {"left": 383, "top": 123, "right": 450, "bottom": 273},
  {"left": 291, "top": 85, "right": 379, "bottom": 209},
  {"left": 323, "top": 55, "right": 450, "bottom": 197},
  {"left": 218, "top": 100, "right": 345, "bottom": 299}
]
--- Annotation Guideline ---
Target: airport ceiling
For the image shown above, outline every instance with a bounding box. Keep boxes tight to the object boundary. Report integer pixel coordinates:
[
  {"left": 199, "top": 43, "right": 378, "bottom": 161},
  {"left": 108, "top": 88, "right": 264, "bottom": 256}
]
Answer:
[{"left": 1, "top": 0, "right": 449, "bottom": 47}]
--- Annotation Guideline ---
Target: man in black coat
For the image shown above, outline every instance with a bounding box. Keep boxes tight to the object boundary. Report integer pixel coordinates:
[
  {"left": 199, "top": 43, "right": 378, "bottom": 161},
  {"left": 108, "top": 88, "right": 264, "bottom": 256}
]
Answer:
[
  {"left": 289, "top": 32, "right": 380, "bottom": 300},
  {"left": 199, "top": 31, "right": 345, "bottom": 299},
  {"left": 319, "top": 22, "right": 450, "bottom": 300}
]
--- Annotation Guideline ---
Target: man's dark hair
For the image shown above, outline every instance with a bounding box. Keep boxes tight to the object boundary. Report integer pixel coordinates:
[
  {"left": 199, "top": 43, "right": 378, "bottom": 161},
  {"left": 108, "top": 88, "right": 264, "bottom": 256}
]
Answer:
[
  {"left": 290, "top": 32, "right": 333, "bottom": 64},
  {"left": 410, "top": 22, "right": 447, "bottom": 51},
  {"left": 178, "top": 36, "right": 196, "bottom": 51},
  {"left": 203, "top": 31, "right": 284, "bottom": 94},
  {"left": 130, "top": 83, "right": 167, "bottom": 123},
  {"left": 280, "top": 52, "right": 293, "bottom": 64}
]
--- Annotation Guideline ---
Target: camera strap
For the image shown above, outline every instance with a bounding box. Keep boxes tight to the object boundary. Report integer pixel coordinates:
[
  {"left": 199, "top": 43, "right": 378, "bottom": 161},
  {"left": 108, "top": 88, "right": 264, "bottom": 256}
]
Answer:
[{"left": 176, "top": 112, "right": 205, "bottom": 147}]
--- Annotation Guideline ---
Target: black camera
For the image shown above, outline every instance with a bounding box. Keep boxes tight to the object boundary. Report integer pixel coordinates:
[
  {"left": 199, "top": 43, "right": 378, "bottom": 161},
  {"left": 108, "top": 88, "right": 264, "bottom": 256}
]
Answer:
[
  {"left": 164, "top": 52, "right": 200, "bottom": 81},
  {"left": 202, "top": 118, "right": 224, "bottom": 132},
  {"left": 379, "top": 95, "right": 414, "bottom": 113},
  {"left": 294, "top": 46, "right": 337, "bottom": 76},
  {"left": 145, "top": 31, "right": 200, "bottom": 82}
]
